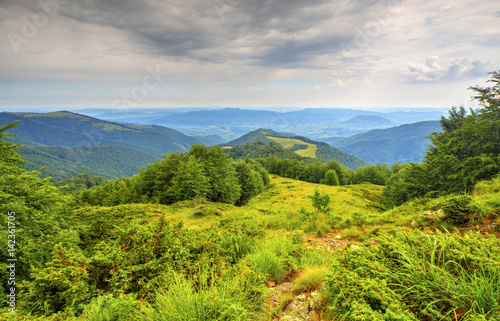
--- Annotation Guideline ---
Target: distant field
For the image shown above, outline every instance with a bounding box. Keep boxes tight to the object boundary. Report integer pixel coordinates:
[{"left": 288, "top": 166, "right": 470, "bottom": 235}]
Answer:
[{"left": 267, "top": 136, "right": 317, "bottom": 158}]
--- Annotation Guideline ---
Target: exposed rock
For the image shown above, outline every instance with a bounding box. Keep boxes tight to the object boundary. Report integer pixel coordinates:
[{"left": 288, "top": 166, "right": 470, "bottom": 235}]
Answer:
[
  {"left": 421, "top": 209, "right": 448, "bottom": 221},
  {"left": 275, "top": 292, "right": 322, "bottom": 321}
]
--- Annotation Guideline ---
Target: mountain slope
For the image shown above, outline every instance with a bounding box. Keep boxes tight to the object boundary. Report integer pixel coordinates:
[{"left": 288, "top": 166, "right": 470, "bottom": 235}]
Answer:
[
  {"left": 19, "top": 145, "right": 158, "bottom": 181},
  {"left": 329, "top": 121, "right": 442, "bottom": 165},
  {"left": 224, "top": 128, "right": 370, "bottom": 170},
  {"left": 0, "top": 111, "right": 203, "bottom": 156}
]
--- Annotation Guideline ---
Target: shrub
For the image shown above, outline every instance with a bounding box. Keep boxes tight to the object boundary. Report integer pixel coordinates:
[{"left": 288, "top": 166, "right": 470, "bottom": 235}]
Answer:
[{"left": 81, "top": 293, "right": 139, "bottom": 321}]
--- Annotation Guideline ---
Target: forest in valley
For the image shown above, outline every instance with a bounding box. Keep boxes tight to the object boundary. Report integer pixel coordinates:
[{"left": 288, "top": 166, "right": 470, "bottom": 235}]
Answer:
[{"left": 0, "top": 72, "right": 500, "bottom": 320}]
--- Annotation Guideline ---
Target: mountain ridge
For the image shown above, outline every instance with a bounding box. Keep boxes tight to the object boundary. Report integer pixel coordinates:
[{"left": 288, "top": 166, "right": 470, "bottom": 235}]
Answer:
[{"left": 329, "top": 121, "right": 442, "bottom": 165}]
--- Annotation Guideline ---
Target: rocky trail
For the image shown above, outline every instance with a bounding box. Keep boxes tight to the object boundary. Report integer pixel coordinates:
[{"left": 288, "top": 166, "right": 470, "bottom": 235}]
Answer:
[{"left": 265, "top": 233, "right": 351, "bottom": 321}]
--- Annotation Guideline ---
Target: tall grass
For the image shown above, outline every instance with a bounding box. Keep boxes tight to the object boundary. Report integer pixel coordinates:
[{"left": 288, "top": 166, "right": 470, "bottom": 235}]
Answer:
[
  {"left": 324, "top": 229, "right": 500, "bottom": 320},
  {"left": 248, "top": 232, "right": 302, "bottom": 282},
  {"left": 292, "top": 266, "right": 330, "bottom": 293},
  {"left": 142, "top": 268, "right": 265, "bottom": 321}
]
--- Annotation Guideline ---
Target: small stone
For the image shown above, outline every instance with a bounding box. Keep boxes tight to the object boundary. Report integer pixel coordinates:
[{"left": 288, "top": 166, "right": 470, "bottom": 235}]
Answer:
[
  {"left": 350, "top": 244, "right": 360, "bottom": 249},
  {"left": 335, "top": 235, "right": 342, "bottom": 239}
]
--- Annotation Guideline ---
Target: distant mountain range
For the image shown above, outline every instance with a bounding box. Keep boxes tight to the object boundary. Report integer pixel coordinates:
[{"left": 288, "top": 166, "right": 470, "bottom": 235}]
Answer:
[
  {"left": 76, "top": 107, "right": 446, "bottom": 140},
  {"left": 0, "top": 109, "right": 444, "bottom": 180},
  {"left": 222, "top": 128, "right": 370, "bottom": 170},
  {"left": 327, "top": 121, "right": 442, "bottom": 165}
]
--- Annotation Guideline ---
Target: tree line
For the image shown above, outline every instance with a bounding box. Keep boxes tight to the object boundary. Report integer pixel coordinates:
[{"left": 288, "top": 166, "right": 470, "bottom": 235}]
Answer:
[{"left": 79, "top": 144, "right": 269, "bottom": 207}]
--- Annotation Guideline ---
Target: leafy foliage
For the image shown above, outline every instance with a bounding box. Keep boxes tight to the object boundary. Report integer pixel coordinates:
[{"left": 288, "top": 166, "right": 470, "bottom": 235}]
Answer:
[
  {"left": 0, "top": 123, "right": 75, "bottom": 309},
  {"left": 79, "top": 144, "right": 268, "bottom": 206},
  {"left": 384, "top": 71, "right": 500, "bottom": 205}
]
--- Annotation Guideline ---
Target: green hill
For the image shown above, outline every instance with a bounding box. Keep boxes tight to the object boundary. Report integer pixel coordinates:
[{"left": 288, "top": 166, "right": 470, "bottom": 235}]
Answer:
[
  {"left": 330, "top": 121, "right": 442, "bottom": 165},
  {"left": 0, "top": 111, "right": 210, "bottom": 180},
  {"left": 19, "top": 145, "right": 158, "bottom": 181},
  {"left": 224, "top": 128, "right": 370, "bottom": 170},
  {"left": 0, "top": 111, "right": 203, "bottom": 156},
  {"left": 223, "top": 141, "right": 306, "bottom": 161}
]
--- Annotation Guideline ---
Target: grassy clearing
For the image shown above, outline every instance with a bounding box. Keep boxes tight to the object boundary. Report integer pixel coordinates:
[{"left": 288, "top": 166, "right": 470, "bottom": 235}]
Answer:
[{"left": 267, "top": 136, "right": 318, "bottom": 158}]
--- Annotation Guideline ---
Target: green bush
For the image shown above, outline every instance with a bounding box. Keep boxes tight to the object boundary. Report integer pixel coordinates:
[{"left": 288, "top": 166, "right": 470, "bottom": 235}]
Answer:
[
  {"left": 21, "top": 245, "right": 97, "bottom": 315},
  {"left": 81, "top": 293, "right": 139, "bottom": 321}
]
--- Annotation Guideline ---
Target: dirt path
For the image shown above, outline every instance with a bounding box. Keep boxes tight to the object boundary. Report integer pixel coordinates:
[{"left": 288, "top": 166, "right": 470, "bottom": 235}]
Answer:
[{"left": 266, "top": 233, "right": 350, "bottom": 320}]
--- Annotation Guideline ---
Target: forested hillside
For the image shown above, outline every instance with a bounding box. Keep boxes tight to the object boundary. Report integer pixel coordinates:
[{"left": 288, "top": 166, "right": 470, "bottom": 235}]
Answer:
[
  {"left": 0, "top": 111, "right": 203, "bottom": 156},
  {"left": 329, "top": 121, "right": 442, "bottom": 164},
  {"left": 0, "top": 73, "right": 499, "bottom": 320},
  {"left": 19, "top": 145, "right": 157, "bottom": 181},
  {"left": 223, "top": 128, "right": 370, "bottom": 170}
]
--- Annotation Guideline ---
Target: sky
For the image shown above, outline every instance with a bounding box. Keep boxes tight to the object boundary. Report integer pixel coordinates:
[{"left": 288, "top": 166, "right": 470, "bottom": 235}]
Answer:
[{"left": 0, "top": 0, "right": 499, "bottom": 110}]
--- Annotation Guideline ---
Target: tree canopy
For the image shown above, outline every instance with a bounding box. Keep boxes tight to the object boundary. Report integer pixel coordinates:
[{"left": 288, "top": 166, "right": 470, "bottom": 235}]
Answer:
[{"left": 384, "top": 71, "right": 500, "bottom": 205}]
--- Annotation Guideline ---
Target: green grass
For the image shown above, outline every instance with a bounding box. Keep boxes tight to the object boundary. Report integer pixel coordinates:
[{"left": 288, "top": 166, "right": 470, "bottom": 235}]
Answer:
[
  {"left": 267, "top": 136, "right": 318, "bottom": 158},
  {"left": 324, "top": 229, "right": 500, "bottom": 320},
  {"left": 248, "top": 232, "right": 302, "bottom": 282},
  {"left": 142, "top": 272, "right": 259, "bottom": 321},
  {"left": 292, "top": 266, "right": 330, "bottom": 293}
]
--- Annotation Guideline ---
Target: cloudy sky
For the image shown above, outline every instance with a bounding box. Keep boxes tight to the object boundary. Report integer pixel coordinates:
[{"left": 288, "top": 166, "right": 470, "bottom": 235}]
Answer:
[{"left": 0, "top": 0, "right": 499, "bottom": 110}]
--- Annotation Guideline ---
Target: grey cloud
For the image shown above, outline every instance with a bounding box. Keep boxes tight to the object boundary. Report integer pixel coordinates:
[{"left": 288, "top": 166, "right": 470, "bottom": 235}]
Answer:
[{"left": 3, "top": 0, "right": 387, "bottom": 68}]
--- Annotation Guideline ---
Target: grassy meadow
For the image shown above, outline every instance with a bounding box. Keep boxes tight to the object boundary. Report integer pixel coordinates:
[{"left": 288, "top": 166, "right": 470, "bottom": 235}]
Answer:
[{"left": 267, "top": 136, "right": 318, "bottom": 158}]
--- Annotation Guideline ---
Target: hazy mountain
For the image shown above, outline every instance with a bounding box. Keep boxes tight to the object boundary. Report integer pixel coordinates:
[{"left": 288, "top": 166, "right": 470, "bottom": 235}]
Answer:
[
  {"left": 344, "top": 115, "right": 394, "bottom": 127},
  {"left": 329, "top": 121, "right": 442, "bottom": 165},
  {"left": 75, "top": 107, "right": 446, "bottom": 140}
]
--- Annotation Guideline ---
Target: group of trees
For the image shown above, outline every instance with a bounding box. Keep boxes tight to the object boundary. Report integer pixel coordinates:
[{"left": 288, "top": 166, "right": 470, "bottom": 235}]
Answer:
[
  {"left": 0, "top": 122, "right": 72, "bottom": 309},
  {"left": 79, "top": 144, "right": 269, "bottom": 207},
  {"left": 259, "top": 156, "right": 392, "bottom": 187},
  {"left": 384, "top": 71, "right": 500, "bottom": 205}
]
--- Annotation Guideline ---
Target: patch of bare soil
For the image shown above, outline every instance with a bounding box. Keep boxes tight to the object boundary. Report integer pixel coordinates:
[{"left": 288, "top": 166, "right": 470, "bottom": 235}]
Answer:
[{"left": 302, "top": 232, "right": 347, "bottom": 251}]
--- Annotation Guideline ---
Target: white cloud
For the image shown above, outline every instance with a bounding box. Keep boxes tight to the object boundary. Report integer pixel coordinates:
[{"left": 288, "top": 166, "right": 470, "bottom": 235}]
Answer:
[{"left": 404, "top": 56, "right": 496, "bottom": 82}]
